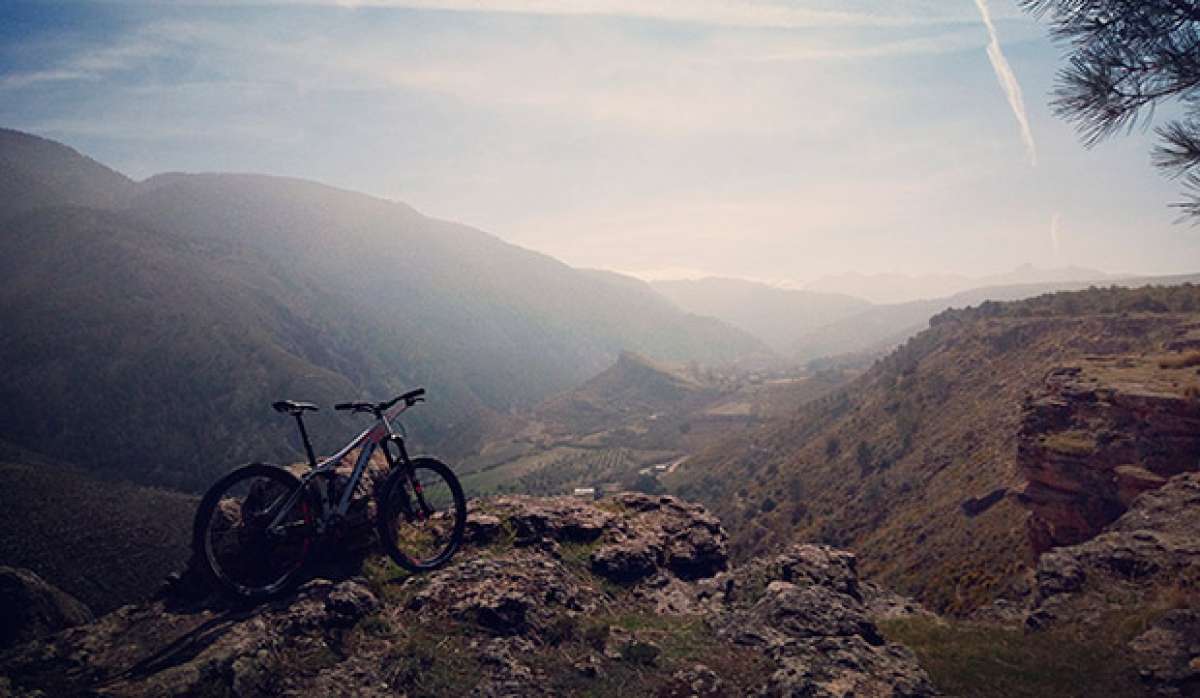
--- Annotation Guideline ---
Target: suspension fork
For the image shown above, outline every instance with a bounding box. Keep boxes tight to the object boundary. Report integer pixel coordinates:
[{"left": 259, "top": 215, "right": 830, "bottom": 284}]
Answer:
[{"left": 383, "top": 435, "right": 431, "bottom": 521}]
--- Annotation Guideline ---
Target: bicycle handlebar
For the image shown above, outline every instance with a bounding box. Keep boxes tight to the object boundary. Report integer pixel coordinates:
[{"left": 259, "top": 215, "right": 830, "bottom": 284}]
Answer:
[{"left": 334, "top": 388, "right": 426, "bottom": 414}]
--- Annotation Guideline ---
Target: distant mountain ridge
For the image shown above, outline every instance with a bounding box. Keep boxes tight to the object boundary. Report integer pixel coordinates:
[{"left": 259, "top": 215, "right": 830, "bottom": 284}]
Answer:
[
  {"left": 805, "top": 263, "right": 1115, "bottom": 304},
  {"left": 0, "top": 128, "right": 765, "bottom": 489},
  {"left": 650, "top": 277, "right": 872, "bottom": 354},
  {"left": 791, "top": 273, "right": 1200, "bottom": 362}
]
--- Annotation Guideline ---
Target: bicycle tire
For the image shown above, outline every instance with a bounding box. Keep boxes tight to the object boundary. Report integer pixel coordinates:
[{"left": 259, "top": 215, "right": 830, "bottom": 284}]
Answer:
[
  {"left": 376, "top": 457, "right": 466, "bottom": 572},
  {"left": 192, "top": 463, "right": 318, "bottom": 600}
]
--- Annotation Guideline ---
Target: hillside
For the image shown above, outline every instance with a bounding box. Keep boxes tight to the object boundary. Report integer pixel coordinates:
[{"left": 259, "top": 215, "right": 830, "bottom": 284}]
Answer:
[
  {"left": 0, "top": 128, "right": 135, "bottom": 215},
  {"left": 650, "top": 277, "right": 871, "bottom": 354},
  {"left": 671, "top": 283, "right": 1200, "bottom": 615},
  {"left": 0, "top": 461, "right": 195, "bottom": 615},
  {"left": 790, "top": 274, "right": 1200, "bottom": 362},
  {"left": 534, "top": 351, "right": 718, "bottom": 436},
  {"left": 0, "top": 128, "right": 764, "bottom": 489}
]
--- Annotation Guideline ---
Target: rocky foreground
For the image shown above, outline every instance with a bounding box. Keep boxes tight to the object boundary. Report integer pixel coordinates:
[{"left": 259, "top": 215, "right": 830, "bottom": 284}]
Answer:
[{"left": 0, "top": 493, "right": 935, "bottom": 697}]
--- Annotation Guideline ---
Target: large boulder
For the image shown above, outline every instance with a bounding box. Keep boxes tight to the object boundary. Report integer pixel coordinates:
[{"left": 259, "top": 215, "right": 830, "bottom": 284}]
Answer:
[
  {"left": 702, "top": 545, "right": 936, "bottom": 698},
  {"left": 0, "top": 566, "right": 93, "bottom": 650}
]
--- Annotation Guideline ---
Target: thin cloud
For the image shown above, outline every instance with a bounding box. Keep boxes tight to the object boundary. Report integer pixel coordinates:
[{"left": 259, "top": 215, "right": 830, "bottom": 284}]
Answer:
[
  {"left": 0, "top": 21, "right": 208, "bottom": 91},
  {"left": 973, "top": 0, "right": 1036, "bottom": 166},
  {"left": 103, "top": 0, "right": 1001, "bottom": 29}
]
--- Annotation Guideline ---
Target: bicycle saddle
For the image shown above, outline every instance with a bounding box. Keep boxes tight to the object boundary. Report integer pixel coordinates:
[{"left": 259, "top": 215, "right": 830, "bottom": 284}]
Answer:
[{"left": 272, "top": 400, "right": 319, "bottom": 415}]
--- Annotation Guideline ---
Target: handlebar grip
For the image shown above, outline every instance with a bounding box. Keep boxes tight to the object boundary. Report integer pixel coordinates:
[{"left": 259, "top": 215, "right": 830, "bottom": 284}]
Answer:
[{"left": 333, "top": 403, "right": 356, "bottom": 411}]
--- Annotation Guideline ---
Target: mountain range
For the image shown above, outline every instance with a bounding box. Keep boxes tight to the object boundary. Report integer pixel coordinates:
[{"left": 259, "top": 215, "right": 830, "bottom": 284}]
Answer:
[
  {"left": 653, "top": 272, "right": 1200, "bottom": 364},
  {"left": 650, "top": 277, "right": 871, "bottom": 354},
  {"left": 803, "top": 264, "right": 1116, "bottom": 304},
  {"left": 0, "top": 128, "right": 766, "bottom": 490}
]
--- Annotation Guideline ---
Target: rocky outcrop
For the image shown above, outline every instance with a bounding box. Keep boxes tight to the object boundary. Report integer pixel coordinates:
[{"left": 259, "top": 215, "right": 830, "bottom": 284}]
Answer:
[
  {"left": 1017, "top": 354, "right": 1200, "bottom": 555},
  {"left": 1129, "top": 609, "right": 1200, "bottom": 696},
  {"left": 0, "top": 566, "right": 94, "bottom": 651},
  {"left": 0, "top": 494, "right": 934, "bottom": 697},
  {"left": 700, "top": 545, "right": 936, "bottom": 697},
  {"left": 1026, "top": 472, "right": 1200, "bottom": 696}
]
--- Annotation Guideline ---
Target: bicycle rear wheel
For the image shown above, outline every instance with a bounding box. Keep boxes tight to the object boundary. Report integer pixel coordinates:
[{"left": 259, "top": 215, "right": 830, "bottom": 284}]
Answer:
[
  {"left": 192, "top": 463, "right": 318, "bottom": 600},
  {"left": 377, "top": 457, "right": 465, "bottom": 572}
]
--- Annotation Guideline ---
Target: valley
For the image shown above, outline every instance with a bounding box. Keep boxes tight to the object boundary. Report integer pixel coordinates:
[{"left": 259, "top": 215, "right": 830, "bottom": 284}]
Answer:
[
  {"left": 4, "top": 128, "right": 1200, "bottom": 696},
  {"left": 456, "top": 351, "right": 854, "bottom": 500}
]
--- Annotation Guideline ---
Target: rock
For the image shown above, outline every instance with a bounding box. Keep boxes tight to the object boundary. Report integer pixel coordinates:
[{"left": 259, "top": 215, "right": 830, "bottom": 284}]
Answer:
[
  {"left": 0, "top": 494, "right": 935, "bottom": 698},
  {"left": 572, "top": 653, "right": 603, "bottom": 678},
  {"left": 0, "top": 566, "right": 94, "bottom": 650},
  {"left": 463, "top": 511, "right": 504, "bottom": 545},
  {"left": 1027, "top": 473, "right": 1200, "bottom": 635},
  {"left": 671, "top": 663, "right": 726, "bottom": 697},
  {"left": 471, "top": 495, "right": 616, "bottom": 546},
  {"left": 1016, "top": 357, "right": 1200, "bottom": 555},
  {"left": 324, "top": 579, "right": 379, "bottom": 625},
  {"left": 967, "top": 598, "right": 1028, "bottom": 627},
  {"left": 861, "top": 581, "right": 937, "bottom": 622},
  {"left": 706, "top": 545, "right": 936, "bottom": 698},
  {"left": 470, "top": 493, "right": 728, "bottom": 589},
  {"left": 1129, "top": 609, "right": 1200, "bottom": 697},
  {"left": 620, "top": 639, "right": 661, "bottom": 666},
  {"left": 961, "top": 487, "right": 1009, "bottom": 517},
  {"left": 591, "top": 539, "right": 660, "bottom": 583},
  {"left": 407, "top": 552, "right": 599, "bottom": 640}
]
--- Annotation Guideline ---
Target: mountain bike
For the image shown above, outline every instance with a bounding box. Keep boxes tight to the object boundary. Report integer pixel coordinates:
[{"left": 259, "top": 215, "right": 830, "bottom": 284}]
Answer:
[{"left": 192, "top": 388, "right": 466, "bottom": 600}]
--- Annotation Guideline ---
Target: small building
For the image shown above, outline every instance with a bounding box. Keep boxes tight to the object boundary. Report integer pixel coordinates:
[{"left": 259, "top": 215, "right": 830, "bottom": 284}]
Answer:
[{"left": 572, "top": 487, "right": 597, "bottom": 499}]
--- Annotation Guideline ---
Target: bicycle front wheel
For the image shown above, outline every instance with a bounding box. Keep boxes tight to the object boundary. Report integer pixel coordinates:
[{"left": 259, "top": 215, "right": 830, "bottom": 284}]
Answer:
[
  {"left": 377, "top": 457, "right": 466, "bottom": 572},
  {"left": 192, "top": 463, "right": 318, "bottom": 600}
]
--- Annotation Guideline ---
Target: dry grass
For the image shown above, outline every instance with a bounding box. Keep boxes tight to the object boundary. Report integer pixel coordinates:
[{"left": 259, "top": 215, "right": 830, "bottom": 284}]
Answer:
[
  {"left": 880, "top": 616, "right": 1148, "bottom": 698},
  {"left": 1159, "top": 350, "right": 1200, "bottom": 369},
  {"left": 1040, "top": 431, "right": 1096, "bottom": 456},
  {"left": 673, "top": 294, "right": 1200, "bottom": 616}
]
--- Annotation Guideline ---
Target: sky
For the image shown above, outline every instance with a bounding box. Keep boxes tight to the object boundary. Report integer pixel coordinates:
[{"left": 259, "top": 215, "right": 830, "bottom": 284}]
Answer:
[{"left": 2, "top": 0, "right": 1197, "bottom": 284}]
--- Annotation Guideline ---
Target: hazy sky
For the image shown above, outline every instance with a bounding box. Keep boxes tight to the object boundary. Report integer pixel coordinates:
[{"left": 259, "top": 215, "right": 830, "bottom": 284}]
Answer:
[{"left": 2, "top": 0, "right": 1197, "bottom": 283}]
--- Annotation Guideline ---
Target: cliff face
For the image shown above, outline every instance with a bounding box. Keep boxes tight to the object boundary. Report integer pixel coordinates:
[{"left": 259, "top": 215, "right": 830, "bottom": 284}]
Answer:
[
  {"left": 1026, "top": 472, "right": 1200, "bottom": 696},
  {"left": 0, "top": 494, "right": 934, "bottom": 697},
  {"left": 1018, "top": 349, "right": 1200, "bottom": 555},
  {"left": 674, "top": 293, "right": 1200, "bottom": 615}
]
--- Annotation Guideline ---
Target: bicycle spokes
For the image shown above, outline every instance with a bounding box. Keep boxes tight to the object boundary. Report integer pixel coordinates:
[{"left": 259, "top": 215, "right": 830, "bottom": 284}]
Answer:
[
  {"left": 383, "top": 465, "right": 459, "bottom": 566},
  {"left": 203, "top": 473, "right": 312, "bottom": 594}
]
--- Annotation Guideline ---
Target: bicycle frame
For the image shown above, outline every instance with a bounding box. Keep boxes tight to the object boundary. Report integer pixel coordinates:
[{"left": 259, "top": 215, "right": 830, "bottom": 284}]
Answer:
[{"left": 268, "top": 400, "right": 414, "bottom": 534}]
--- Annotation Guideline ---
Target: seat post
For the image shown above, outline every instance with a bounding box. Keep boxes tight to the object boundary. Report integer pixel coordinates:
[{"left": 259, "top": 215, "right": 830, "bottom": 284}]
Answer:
[{"left": 293, "top": 414, "right": 318, "bottom": 468}]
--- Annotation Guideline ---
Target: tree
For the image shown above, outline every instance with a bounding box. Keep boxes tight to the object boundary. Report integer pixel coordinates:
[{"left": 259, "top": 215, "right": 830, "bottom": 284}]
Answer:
[
  {"left": 1023, "top": 0, "right": 1200, "bottom": 218},
  {"left": 630, "top": 472, "right": 665, "bottom": 495}
]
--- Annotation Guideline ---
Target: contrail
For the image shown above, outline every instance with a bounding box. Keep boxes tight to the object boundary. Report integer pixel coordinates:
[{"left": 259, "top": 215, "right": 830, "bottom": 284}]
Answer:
[{"left": 974, "top": 0, "right": 1037, "bottom": 166}]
